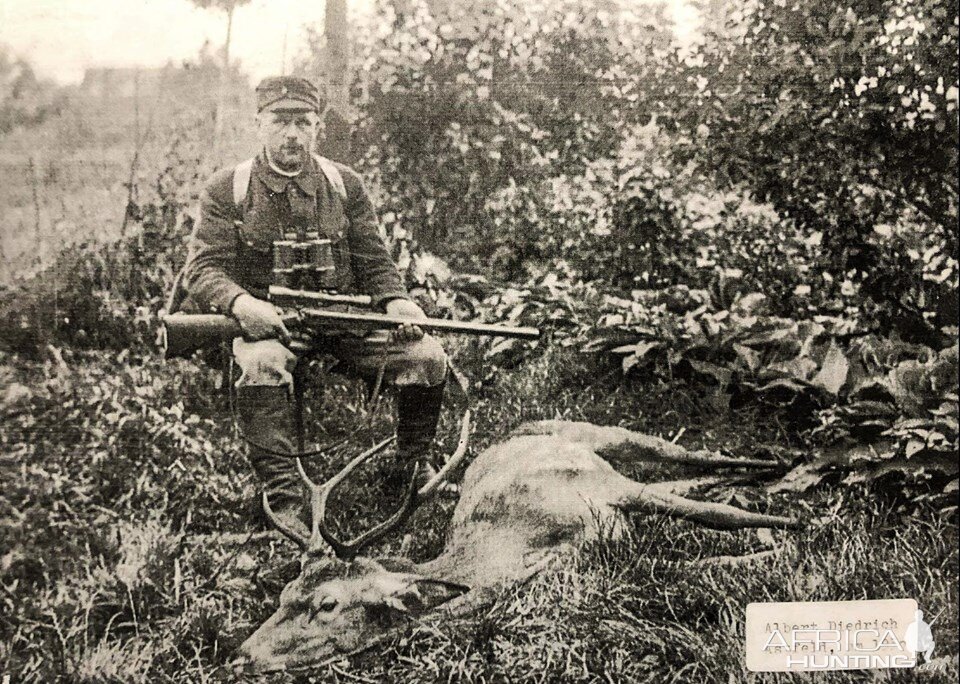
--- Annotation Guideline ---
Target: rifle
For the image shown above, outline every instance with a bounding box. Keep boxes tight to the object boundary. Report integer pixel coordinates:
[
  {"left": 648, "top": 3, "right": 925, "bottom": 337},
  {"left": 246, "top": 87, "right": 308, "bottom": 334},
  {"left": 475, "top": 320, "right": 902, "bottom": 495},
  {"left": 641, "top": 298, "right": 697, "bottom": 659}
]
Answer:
[{"left": 160, "top": 286, "right": 540, "bottom": 358}]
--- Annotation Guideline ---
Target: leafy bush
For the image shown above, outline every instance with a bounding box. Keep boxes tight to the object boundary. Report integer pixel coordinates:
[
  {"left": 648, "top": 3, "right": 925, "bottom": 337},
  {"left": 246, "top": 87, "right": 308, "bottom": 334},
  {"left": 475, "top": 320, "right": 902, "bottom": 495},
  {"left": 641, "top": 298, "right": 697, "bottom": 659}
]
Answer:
[
  {"left": 583, "top": 286, "right": 958, "bottom": 510},
  {"left": 402, "top": 256, "right": 958, "bottom": 511},
  {"left": 525, "top": 124, "right": 826, "bottom": 312},
  {"left": 330, "top": 0, "right": 957, "bottom": 342},
  {"left": 670, "top": 0, "right": 959, "bottom": 336},
  {"left": 340, "top": 0, "right": 672, "bottom": 274}
]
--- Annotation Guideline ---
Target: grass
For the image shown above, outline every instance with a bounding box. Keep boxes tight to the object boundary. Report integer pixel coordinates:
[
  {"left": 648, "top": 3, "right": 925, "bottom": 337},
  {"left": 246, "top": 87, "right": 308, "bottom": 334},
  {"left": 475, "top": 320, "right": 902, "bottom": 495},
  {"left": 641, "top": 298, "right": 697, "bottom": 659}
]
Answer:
[
  {"left": 1, "top": 344, "right": 956, "bottom": 683},
  {"left": 370, "top": 503, "right": 957, "bottom": 684}
]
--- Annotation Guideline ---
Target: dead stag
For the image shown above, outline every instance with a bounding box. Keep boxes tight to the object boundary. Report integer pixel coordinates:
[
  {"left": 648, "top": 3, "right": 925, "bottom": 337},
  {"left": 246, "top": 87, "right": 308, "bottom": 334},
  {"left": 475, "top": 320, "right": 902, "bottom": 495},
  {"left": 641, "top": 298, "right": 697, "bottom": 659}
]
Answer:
[{"left": 237, "top": 414, "right": 799, "bottom": 671}]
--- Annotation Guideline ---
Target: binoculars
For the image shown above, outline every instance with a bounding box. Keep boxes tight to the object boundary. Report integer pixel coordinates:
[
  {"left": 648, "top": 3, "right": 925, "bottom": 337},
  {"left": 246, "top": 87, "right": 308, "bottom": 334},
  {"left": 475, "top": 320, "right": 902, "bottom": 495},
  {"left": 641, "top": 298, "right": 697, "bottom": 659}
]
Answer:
[{"left": 272, "top": 228, "right": 336, "bottom": 291}]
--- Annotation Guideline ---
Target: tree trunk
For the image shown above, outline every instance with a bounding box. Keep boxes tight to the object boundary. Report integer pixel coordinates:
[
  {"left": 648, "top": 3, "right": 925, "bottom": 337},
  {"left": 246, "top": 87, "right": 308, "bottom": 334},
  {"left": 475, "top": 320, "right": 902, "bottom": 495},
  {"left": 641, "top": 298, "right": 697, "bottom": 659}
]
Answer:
[
  {"left": 213, "top": 0, "right": 235, "bottom": 159},
  {"left": 319, "top": 0, "right": 350, "bottom": 162}
]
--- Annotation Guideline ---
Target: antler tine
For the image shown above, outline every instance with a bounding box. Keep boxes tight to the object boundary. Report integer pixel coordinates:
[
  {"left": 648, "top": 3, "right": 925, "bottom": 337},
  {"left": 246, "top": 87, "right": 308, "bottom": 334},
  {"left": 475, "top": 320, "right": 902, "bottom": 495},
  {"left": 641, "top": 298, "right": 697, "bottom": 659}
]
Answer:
[
  {"left": 300, "top": 436, "right": 397, "bottom": 503},
  {"left": 337, "top": 464, "right": 422, "bottom": 559},
  {"left": 295, "top": 437, "right": 396, "bottom": 556},
  {"left": 418, "top": 409, "right": 472, "bottom": 499},
  {"left": 267, "top": 422, "right": 465, "bottom": 559},
  {"left": 296, "top": 457, "right": 348, "bottom": 557},
  {"left": 618, "top": 486, "right": 802, "bottom": 530},
  {"left": 261, "top": 491, "right": 311, "bottom": 549},
  {"left": 339, "top": 409, "right": 473, "bottom": 557}
]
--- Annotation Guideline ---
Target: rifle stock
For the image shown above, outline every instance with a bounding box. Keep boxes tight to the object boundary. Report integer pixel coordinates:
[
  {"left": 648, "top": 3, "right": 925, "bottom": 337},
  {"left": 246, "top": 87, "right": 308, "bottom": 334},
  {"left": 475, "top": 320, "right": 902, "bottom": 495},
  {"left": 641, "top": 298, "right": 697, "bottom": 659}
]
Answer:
[
  {"left": 160, "top": 308, "right": 540, "bottom": 359},
  {"left": 160, "top": 313, "right": 243, "bottom": 358}
]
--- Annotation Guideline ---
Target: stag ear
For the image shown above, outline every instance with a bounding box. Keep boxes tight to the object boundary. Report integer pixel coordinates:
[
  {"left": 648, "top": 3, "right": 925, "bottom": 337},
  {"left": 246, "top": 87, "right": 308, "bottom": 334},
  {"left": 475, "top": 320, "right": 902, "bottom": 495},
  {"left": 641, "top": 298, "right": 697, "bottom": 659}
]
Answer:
[
  {"left": 376, "top": 556, "right": 418, "bottom": 573},
  {"left": 391, "top": 575, "right": 470, "bottom": 615}
]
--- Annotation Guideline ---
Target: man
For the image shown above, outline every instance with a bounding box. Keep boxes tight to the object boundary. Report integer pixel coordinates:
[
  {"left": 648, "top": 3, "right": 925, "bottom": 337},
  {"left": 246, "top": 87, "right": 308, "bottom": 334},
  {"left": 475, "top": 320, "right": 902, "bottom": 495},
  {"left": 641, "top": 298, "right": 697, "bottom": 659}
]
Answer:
[{"left": 180, "top": 76, "right": 448, "bottom": 527}]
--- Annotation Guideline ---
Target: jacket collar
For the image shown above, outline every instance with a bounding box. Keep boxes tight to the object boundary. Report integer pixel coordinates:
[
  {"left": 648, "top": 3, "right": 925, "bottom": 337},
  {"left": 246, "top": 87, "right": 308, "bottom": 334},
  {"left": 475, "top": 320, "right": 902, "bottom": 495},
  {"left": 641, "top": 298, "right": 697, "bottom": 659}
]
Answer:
[{"left": 254, "top": 151, "right": 319, "bottom": 197}]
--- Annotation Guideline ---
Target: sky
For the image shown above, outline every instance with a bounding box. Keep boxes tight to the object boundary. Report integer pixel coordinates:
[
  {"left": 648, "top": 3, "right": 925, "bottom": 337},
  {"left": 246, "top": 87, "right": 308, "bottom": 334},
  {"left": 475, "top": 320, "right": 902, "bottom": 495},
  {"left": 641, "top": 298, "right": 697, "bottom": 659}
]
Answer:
[
  {"left": 0, "top": 0, "right": 698, "bottom": 85},
  {"left": 0, "top": 0, "right": 333, "bottom": 83}
]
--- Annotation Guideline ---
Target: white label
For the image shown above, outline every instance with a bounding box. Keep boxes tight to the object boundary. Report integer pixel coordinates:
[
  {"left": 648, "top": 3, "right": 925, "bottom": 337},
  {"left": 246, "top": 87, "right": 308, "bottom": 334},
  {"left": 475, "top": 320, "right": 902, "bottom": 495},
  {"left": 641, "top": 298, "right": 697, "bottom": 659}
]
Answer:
[{"left": 745, "top": 599, "right": 931, "bottom": 672}]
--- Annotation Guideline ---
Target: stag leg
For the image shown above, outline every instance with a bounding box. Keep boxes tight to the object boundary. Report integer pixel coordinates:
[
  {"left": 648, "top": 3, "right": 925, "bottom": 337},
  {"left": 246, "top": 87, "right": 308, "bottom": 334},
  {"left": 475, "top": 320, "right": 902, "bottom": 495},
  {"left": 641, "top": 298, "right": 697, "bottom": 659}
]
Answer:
[
  {"left": 513, "top": 421, "right": 780, "bottom": 468},
  {"left": 616, "top": 484, "right": 801, "bottom": 530},
  {"left": 648, "top": 476, "right": 729, "bottom": 497}
]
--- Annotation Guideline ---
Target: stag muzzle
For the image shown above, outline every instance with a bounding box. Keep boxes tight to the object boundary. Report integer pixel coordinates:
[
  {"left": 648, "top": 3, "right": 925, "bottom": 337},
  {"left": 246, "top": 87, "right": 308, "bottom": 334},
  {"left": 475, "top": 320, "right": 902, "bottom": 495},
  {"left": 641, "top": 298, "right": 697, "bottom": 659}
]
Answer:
[
  {"left": 235, "top": 609, "right": 348, "bottom": 673},
  {"left": 235, "top": 611, "right": 290, "bottom": 673},
  {"left": 235, "top": 629, "right": 287, "bottom": 672}
]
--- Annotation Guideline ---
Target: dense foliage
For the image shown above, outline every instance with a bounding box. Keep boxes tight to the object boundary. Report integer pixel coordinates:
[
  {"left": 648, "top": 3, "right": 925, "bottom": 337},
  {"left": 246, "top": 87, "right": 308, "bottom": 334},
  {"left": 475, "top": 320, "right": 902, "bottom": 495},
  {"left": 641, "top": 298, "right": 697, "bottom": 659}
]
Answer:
[
  {"left": 345, "top": 0, "right": 957, "bottom": 335},
  {"left": 339, "top": 0, "right": 672, "bottom": 274},
  {"left": 675, "top": 0, "right": 959, "bottom": 341}
]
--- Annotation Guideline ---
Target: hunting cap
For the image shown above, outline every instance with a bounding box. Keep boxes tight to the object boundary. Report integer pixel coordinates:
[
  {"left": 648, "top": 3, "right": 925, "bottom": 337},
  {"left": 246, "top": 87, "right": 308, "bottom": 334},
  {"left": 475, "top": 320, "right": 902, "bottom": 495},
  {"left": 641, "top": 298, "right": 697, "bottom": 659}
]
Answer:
[{"left": 256, "top": 76, "right": 321, "bottom": 113}]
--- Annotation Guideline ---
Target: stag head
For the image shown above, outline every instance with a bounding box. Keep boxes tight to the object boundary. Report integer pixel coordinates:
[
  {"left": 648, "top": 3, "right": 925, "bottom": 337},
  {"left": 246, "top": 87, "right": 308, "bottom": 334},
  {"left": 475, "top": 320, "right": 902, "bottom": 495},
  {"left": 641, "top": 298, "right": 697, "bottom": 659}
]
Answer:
[
  {"left": 237, "top": 413, "right": 472, "bottom": 672},
  {"left": 238, "top": 555, "right": 467, "bottom": 669}
]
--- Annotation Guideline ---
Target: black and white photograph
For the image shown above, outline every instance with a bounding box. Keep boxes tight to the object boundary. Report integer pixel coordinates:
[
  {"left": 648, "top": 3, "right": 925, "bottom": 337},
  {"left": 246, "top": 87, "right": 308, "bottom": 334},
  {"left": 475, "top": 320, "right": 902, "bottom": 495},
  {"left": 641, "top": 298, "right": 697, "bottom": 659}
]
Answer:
[{"left": 0, "top": 0, "right": 957, "bottom": 681}]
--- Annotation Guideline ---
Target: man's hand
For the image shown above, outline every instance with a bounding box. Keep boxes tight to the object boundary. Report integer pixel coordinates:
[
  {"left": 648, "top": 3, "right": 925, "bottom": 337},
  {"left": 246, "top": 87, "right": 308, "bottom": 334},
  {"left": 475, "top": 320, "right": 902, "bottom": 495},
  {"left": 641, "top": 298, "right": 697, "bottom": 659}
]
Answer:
[
  {"left": 385, "top": 298, "right": 426, "bottom": 343},
  {"left": 231, "top": 294, "right": 290, "bottom": 342}
]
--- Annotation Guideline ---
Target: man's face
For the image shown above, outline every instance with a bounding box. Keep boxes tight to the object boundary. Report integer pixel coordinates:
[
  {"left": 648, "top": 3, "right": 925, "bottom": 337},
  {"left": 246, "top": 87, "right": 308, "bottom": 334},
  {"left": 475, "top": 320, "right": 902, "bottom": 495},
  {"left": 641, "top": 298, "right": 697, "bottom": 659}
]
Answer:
[{"left": 257, "top": 107, "right": 320, "bottom": 169}]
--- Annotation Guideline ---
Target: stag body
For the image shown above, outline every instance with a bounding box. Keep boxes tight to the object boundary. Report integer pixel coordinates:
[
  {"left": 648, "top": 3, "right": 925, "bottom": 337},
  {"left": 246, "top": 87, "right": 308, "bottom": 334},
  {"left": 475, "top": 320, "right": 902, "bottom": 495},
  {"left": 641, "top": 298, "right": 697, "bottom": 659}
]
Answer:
[{"left": 239, "top": 418, "right": 798, "bottom": 671}]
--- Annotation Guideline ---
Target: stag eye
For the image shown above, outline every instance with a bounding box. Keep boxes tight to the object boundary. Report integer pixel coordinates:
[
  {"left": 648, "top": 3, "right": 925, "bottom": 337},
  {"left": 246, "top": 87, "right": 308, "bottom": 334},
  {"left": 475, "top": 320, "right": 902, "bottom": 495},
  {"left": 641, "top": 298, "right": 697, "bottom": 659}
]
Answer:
[{"left": 307, "top": 596, "right": 339, "bottom": 622}]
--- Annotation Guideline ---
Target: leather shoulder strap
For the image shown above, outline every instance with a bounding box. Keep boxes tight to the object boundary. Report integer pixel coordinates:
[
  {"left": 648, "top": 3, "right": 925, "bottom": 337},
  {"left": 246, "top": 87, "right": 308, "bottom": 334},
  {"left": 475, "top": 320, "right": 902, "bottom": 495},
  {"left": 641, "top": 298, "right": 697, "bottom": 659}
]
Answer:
[
  {"left": 164, "top": 265, "right": 187, "bottom": 315},
  {"left": 313, "top": 154, "right": 347, "bottom": 200},
  {"left": 233, "top": 155, "right": 345, "bottom": 205},
  {"left": 233, "top": 158, "right": 254, "bottom": 208}
]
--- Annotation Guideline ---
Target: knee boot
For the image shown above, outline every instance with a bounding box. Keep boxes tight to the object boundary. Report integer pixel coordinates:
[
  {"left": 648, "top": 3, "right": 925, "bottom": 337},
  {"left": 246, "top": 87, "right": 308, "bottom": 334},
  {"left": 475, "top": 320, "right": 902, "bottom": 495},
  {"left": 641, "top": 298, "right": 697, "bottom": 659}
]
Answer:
[
  {"left": 383, "top": 379, "right": 447, "bottom": 496},
  {"left": 395, "top": 380, "right": 446, "bottom": 462},
  {"left": 236, "top": 385, "right": 304, "bottom": 517}
]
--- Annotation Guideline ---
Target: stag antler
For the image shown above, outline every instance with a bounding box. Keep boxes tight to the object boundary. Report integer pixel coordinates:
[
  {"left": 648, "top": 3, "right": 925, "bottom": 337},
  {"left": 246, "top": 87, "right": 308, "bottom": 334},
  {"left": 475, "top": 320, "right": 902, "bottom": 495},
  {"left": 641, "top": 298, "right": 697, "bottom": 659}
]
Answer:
[{"left": 263, "top": 410, "right": 472, "bottom": 559}]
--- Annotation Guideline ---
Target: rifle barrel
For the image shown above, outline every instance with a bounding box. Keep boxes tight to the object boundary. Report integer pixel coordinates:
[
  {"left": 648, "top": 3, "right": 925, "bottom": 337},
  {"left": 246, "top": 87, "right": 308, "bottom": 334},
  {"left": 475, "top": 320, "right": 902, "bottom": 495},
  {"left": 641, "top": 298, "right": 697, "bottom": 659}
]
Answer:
[{"left": 299, "top": 307, "right": 541, "bottom": 340}]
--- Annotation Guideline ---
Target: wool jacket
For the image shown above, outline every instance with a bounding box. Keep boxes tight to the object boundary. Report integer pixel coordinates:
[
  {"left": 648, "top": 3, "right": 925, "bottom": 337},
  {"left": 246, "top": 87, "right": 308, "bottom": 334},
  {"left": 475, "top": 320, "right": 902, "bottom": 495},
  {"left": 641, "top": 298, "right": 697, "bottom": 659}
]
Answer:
[{"left": 181, "top": 153, "right": 408, "bottom": 315}]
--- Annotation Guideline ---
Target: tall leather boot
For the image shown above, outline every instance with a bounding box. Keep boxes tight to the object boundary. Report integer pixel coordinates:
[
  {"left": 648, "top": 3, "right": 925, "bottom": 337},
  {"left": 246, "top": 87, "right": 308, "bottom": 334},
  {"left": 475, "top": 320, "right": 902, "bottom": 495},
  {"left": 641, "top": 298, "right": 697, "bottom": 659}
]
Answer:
[
  {"left": 384, "top": 380, "right": 447, "bottom": 495},
  {"left": 236, "top": 386, "right": 306, "bottom": 528}
]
